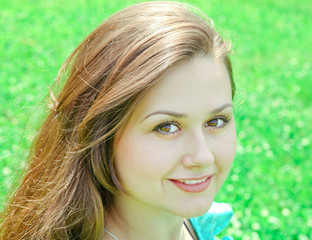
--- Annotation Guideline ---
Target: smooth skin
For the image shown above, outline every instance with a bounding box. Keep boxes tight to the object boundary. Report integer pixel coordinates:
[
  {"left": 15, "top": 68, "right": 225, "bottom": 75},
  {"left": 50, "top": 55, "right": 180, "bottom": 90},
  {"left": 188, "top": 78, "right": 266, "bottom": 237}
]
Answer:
[{"left": 105, "top": 55, "right": 236, "bottom": 240}]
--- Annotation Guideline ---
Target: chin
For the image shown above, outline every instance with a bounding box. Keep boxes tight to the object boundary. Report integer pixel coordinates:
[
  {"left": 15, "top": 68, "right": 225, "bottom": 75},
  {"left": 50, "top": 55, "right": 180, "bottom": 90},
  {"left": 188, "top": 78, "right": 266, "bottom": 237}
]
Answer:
[{"left": 172, "top": 198, "right": 214, "bottom": 219}]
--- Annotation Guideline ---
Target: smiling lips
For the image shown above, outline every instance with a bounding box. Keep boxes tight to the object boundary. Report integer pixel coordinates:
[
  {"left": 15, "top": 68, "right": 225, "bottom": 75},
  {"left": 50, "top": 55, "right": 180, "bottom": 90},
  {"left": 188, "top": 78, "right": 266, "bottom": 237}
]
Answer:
[{"left": 169, "top": 175, "right": 213, "bottom": 193}]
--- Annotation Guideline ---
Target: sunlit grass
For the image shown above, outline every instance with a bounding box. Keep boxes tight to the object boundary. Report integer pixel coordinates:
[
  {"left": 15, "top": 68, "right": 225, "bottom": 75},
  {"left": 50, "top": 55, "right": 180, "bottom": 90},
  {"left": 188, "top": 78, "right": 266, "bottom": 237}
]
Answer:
[{"left": 1, "top": 0, "right": 311, "bottom": 239}]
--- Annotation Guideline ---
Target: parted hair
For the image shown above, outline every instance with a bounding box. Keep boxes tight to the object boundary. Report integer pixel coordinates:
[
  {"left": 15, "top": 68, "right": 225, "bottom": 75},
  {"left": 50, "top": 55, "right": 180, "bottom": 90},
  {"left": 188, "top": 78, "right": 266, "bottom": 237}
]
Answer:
[{"left": 0, "top": 1, "right": 234, "bottom": 239}]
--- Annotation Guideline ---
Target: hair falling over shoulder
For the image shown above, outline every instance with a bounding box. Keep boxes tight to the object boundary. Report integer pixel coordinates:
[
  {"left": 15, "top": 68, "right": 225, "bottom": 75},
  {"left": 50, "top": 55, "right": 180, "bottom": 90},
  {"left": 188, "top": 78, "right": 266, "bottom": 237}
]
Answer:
[{"left": 0, "top": 2, "right": 234, "bottom": 239}]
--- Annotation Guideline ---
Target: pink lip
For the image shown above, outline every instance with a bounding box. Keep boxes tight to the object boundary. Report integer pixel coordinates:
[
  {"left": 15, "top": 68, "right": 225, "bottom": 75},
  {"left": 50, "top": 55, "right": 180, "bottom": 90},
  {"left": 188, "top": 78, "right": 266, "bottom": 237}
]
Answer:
[{"left": 169, "top": 175, "right": 213, "bottom": 193}]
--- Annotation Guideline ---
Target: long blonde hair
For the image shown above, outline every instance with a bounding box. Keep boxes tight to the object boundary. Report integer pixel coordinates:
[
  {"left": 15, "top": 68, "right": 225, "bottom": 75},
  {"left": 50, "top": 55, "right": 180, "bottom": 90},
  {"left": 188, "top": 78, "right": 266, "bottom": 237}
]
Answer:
[{"left": 0, "top": 1, "right": 234, "bottom": 239}]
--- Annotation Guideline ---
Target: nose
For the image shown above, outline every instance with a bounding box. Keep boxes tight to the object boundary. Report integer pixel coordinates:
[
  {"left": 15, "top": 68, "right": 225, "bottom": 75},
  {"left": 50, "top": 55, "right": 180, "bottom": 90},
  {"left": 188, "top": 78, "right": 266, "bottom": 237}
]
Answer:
[{"left": 182, "top": 131, "right": 215, "bottom": 168}]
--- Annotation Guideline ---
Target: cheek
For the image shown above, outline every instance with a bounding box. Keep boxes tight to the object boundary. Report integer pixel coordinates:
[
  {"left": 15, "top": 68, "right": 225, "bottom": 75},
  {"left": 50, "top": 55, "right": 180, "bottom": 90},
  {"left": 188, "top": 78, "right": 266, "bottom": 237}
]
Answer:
[
  {"left": 215, "top": 129, "right": 237, "bottom": 172},
  {"left": 114, "top": 133, "right": 177, "bottom": 182},
  {"left": 212, "top": 132, "right": 236, "bottom": 194}
]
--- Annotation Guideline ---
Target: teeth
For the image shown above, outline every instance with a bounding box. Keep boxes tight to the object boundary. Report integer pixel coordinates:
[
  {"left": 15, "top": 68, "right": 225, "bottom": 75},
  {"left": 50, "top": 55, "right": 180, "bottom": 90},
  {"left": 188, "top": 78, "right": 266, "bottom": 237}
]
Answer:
[{"left": 178, "top": 178, "right": 207, "bottom": 185}]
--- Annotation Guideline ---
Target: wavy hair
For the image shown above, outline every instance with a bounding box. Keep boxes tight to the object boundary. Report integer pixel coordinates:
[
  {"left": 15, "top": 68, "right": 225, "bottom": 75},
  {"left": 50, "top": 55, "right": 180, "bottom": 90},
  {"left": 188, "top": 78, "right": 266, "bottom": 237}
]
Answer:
[{"left": 0, "top": 1, "right": 234, "bottom": 239}]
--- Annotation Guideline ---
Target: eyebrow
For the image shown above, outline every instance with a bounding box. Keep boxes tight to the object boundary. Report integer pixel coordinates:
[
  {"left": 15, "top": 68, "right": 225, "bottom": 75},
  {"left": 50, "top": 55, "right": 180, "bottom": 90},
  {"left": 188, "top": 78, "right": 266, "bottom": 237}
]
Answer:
[{"left": 142, "top": 103, "right": 233, "bottom": 122}]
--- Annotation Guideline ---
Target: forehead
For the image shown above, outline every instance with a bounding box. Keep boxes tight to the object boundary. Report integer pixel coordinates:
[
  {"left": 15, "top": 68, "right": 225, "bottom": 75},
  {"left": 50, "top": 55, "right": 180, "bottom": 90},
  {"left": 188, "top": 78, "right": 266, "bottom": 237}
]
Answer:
[{"left": 134, "top": 56, "right": 232, "bottom": 118}]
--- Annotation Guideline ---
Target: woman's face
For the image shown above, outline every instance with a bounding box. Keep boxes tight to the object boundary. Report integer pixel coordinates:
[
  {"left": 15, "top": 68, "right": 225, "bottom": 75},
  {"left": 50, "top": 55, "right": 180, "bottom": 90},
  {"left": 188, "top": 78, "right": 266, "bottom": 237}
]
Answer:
[{"left": 113, "top": 55, "right": 236, "bottom": 218}]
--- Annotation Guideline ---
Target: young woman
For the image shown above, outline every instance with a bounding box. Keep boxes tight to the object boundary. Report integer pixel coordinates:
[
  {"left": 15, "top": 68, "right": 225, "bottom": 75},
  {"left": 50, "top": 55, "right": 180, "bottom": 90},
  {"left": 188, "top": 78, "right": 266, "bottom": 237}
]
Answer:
[{"left": 0, "top": 2, "right": 236, "bottom": 239}]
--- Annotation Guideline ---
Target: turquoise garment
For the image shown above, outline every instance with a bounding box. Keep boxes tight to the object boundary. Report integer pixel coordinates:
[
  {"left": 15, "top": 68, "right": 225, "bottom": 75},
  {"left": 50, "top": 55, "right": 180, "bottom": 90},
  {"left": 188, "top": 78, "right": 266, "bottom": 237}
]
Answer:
[{"left": 189, "top": 202, "right": 233, "bottom": 240}]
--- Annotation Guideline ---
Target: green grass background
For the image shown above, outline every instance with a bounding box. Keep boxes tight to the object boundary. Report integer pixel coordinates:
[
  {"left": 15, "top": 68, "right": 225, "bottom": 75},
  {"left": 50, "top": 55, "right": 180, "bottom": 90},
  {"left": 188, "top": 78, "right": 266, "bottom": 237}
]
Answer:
[{"left": 0, "top": 0, "right": 311, "bottom": 239}]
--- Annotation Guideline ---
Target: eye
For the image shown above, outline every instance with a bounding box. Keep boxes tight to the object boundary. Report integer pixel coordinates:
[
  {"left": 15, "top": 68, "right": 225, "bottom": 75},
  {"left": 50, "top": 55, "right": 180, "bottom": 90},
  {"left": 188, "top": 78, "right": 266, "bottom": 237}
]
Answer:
[
  {"left": 153, "top": 122, "right": 180, "bottom": 135},
  {"left": 205, "top": 117, "right": 228, "bottom": 128}
]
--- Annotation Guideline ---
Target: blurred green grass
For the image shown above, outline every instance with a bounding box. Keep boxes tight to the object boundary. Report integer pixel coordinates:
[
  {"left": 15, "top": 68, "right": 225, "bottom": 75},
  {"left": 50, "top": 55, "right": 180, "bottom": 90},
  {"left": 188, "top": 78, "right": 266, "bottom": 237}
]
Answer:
[{"left": 0, "top": 0, "right": 311, "bottom": 239}]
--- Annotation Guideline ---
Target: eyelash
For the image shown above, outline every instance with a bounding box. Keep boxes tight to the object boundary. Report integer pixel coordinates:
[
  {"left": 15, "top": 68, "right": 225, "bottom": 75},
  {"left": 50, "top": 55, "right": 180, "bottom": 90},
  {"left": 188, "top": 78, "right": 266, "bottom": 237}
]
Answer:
[
  {"left": 206, "top": 115, "right": 232, "bottom": 129},
  {"left": 152, "top": 120, "right": 181, "bottom": 137},
  {"left": 152, "top": 115, "right": 232, "bottom": 137}
]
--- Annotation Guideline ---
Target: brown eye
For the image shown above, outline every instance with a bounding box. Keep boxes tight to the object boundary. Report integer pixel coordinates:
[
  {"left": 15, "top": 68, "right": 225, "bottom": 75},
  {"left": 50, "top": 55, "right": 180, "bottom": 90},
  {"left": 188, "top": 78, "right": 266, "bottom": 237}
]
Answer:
[
  {"left": 159, "top": 123, "right": 179, "bottom": 133},
  {"left": 153, "top": 122, "right": 180, "bottom": 135},
  {"left": 206, "top": 118, "right": 226, "bottom": 128},
  {"left": 160, "top": 124, "right": 173, "bottom": 132}
]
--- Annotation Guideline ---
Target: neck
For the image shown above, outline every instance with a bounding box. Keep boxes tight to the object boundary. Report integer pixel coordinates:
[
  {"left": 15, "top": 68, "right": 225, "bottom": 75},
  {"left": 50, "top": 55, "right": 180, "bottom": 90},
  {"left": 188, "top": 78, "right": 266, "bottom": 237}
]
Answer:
[{"left": 104, "top": 194, "right": 185, "bottom": 240}]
